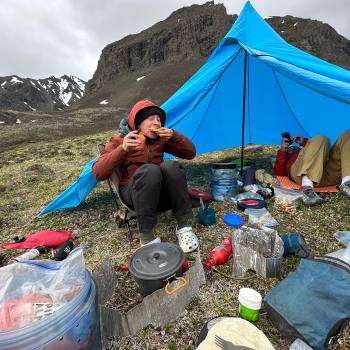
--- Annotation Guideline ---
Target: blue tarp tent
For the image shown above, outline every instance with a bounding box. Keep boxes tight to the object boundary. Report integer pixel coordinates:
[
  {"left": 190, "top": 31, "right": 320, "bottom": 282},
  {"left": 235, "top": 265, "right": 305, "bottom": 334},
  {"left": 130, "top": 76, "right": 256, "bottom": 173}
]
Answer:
[
  {"left": 38, "top": 1, "right": 350, "bottom": 216},
  {"left": 163, "top": 1, "right": 350, "bottom": 154}
]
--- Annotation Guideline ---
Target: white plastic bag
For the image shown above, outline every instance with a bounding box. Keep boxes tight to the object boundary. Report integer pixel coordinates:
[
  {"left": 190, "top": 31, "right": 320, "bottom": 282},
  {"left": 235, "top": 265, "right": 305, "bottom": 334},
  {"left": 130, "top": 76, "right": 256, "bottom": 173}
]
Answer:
[
  {"left": 0, "top": 248, "right": 85, "bottom": 330},
  {"left": 327, "top": 248, "right": 350, "bottom": 264},
  {"left": 245, "top": 208, "right": 279, "bottom": 228},
  {"left": 334, "top": 231, "right": 350, "bottom": 246},
  {"left": 327, "top": 231, "right": 350, "bottom": 264},
  {"left": 273, "top": 186, "right": 303, "bottom": 213}
]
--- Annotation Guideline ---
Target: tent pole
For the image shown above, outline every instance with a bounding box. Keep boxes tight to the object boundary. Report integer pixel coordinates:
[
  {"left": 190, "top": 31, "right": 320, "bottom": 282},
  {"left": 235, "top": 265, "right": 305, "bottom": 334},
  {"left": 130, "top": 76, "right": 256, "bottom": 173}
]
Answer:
[{"left": 240, "top": 49, "right": 248, "bottom": 176}]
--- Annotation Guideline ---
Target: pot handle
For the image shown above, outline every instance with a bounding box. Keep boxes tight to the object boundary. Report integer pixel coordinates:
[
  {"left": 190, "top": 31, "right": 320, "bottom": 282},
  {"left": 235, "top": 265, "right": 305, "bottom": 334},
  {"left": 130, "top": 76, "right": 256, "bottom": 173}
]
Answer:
[{"left": 164, "top": 276, "right": 188, "bottom": 295}]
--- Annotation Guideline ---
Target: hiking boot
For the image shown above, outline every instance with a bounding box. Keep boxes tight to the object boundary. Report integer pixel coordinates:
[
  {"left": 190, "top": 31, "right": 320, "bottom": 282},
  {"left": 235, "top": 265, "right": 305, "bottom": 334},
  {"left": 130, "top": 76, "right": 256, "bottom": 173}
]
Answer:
[
  {"left": 301, "top": 186, "right": 324, "bottom": 206},
  {"left": 337, "top": 181, "right": 350, "bottom": 199}
]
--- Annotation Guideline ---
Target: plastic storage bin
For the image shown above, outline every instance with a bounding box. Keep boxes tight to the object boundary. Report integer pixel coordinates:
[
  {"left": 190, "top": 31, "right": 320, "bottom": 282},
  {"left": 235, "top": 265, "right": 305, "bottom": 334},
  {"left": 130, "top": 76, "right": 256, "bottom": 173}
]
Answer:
[{"left": 0, "top": 248, "right": 101, "bottom": 350}]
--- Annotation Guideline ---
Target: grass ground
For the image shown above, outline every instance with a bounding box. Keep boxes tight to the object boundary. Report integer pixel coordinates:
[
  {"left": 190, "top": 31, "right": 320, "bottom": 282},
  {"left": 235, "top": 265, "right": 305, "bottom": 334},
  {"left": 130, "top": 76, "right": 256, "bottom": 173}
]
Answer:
[{"left": 0, "top": 130, "right": 349, "bottom": 349}]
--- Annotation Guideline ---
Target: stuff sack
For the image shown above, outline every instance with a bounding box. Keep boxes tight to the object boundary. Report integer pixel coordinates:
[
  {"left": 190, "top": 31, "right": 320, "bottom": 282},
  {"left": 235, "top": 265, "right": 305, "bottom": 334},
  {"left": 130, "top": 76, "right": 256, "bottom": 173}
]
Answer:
[{"left": 264, "top": 256, "right": 350, "bottom": 350}]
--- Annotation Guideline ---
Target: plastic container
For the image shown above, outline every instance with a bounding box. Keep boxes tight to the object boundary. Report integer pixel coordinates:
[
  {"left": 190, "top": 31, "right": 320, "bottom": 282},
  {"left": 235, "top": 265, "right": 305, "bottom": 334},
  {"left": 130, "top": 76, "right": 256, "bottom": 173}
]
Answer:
[
  {"left": 211, "top": 163, "right": 239, "bottom": 201},
  {"left": 238, "top": 288, "right": 262, "bottom": 322},
  {"left": 0, "top": 249, "right": 101, "bottom": 350},
  {"left": 10, "top": 246, "right": 47, "bottom": 262}
]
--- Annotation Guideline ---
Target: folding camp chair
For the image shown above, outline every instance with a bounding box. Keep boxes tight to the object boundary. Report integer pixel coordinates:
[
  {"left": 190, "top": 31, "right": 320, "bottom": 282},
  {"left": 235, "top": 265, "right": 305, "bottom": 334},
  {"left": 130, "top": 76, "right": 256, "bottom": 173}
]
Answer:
[
  {"left": 97, "top": 144, "right": 213, "bottom": 242},
  {"left": 97, "top": 144, "right": 137, "bottom": 241}
]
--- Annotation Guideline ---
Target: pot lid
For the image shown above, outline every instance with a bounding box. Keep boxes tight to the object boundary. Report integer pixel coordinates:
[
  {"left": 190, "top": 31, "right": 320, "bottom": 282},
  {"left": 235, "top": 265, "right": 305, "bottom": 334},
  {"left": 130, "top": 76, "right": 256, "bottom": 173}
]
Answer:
[{"left": 129, "top": 243, "right": 184, "bottom": 281}]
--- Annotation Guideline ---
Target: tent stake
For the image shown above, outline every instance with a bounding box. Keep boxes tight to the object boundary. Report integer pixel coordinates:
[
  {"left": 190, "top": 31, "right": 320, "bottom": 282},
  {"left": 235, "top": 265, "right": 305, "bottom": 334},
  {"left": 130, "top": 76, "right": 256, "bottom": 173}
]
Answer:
[{"left": 240, "top": 49, "right": 248, "bottom": 176}]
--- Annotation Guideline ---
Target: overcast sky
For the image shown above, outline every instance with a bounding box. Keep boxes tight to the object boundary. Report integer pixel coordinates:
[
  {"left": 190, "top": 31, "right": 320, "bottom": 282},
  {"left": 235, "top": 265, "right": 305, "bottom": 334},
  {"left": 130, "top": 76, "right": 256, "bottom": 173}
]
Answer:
[{"left": 1, "top": 0, "right": 349, "bottom": 82}]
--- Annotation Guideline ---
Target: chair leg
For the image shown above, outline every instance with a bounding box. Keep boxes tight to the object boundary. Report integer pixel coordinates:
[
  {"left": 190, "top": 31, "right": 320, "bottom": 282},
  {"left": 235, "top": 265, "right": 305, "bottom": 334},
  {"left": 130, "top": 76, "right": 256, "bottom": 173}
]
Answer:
[
  {"left": 122, "top": 210, "right": 134, "bottom": 242},
  {"left": 126, "top": 221, "right": 133, "bottom": 242}
]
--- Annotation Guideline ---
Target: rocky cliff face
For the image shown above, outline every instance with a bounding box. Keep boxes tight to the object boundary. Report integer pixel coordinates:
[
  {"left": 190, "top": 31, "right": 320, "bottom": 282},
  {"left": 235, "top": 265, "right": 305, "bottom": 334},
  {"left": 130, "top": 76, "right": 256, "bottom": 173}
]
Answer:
[
  {"left": 3, "top": 2, "right": 350, "bottom": 113},
  {"left": 79, "top": 1, "right": 350, "bottom": 110},
  {"left": 86, "top": 2, "right": 234, "bottom": 94},
  {"left": 268, "top": 16, "right": 350, "bottom": 69},
  {"left": 0, "top": 75, "right": 85, "bottom": 112}
]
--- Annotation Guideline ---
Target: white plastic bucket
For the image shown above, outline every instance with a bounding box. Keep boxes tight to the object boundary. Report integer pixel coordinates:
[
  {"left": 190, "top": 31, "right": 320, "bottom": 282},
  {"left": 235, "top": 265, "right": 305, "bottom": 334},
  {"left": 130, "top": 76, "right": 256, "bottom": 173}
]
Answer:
[{"left": 238, "top": 288, "right": 262, "bottom": 322}]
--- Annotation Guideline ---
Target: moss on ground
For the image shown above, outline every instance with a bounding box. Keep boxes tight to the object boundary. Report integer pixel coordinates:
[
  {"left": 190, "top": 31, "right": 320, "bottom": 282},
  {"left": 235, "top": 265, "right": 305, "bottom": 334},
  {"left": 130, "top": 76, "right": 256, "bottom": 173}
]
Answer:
[{"left": 0, "top": 134, "right": 349, "bottom": 349}]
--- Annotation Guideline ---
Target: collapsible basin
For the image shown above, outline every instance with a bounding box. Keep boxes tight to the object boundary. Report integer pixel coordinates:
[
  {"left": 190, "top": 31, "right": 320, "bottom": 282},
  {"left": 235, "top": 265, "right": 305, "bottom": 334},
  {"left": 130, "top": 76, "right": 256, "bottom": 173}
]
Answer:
[
  {"left": 0, "top": 250, "right": 101, "bottom": 350},
  {"left": 211, "top": 163, "right": 238, "bottom": 201}
]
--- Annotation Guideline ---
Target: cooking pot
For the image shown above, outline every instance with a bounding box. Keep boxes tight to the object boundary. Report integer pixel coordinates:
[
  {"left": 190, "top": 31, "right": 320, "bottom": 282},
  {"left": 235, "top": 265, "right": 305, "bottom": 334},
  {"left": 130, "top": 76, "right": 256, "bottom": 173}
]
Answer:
[{"left": 129, "top": 243, "right": 187, "bottom": 295}]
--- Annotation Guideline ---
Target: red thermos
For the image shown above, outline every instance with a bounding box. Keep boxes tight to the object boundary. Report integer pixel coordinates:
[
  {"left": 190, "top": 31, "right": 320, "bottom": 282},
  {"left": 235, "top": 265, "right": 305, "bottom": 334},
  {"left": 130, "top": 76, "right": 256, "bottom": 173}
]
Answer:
[{"left": 203, "top": 236, "right": 233, "bottom": 270}]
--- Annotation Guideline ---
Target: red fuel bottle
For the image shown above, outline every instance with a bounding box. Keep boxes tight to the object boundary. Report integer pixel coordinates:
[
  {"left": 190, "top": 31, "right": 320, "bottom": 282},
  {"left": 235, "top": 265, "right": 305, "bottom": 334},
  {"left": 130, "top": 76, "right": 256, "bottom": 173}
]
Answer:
[{"left": 203, "top": 236, "right": 233, "bottom": 270}]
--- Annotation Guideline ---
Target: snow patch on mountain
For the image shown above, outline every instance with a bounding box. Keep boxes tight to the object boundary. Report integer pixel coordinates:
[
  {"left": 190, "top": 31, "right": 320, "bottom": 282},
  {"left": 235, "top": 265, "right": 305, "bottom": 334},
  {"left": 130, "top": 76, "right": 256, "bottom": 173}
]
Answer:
[
  {"left": 0, "top": 74, "right": 86, "bottom": 111},
  {"left": 11, "top": 77, "right": 23, "bottom": 84}
]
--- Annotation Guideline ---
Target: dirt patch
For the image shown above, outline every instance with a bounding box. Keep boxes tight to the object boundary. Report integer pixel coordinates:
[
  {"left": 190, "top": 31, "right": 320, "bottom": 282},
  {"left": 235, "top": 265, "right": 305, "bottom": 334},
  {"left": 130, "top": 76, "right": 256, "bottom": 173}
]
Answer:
[{"left": 25, "top": 164, "right": 54, "bottom": 176}]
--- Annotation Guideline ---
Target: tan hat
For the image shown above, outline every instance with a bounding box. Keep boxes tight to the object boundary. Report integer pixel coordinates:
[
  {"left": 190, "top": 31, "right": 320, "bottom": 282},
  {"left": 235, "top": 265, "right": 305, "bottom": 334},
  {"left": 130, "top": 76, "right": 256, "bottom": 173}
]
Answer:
[{"left": 196, "top": 317, "right": 275, "bottom": 350}]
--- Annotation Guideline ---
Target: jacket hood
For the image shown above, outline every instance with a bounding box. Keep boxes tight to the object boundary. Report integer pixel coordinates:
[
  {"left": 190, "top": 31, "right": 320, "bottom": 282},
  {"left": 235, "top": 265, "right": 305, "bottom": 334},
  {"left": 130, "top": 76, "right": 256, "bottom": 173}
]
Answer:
[{"left": 127, "top": 100, "right": 166, "bottom": 130}]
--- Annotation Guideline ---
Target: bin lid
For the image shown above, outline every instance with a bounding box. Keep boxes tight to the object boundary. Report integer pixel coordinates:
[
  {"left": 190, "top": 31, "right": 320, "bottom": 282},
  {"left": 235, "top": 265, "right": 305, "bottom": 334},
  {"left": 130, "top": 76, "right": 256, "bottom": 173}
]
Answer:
[
  {"left": 211, "top": 163, "right": 237, "bottom": 169},
  {"left": 223, "top": 213, "right": 244, "bottom": 228},
  {"left": 129, "top": 243, "right": 183, "bottom": 280}
]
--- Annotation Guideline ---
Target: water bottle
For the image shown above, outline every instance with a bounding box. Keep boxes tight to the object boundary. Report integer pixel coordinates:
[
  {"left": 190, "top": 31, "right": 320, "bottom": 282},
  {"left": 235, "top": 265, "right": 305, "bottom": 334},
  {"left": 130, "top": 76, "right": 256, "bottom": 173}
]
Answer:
[
  {"left": 51, "top": 240, "right": 74, "bottom": 261},
  {"left": 11, "top": 246, "right": 48, "bottom": 263}
]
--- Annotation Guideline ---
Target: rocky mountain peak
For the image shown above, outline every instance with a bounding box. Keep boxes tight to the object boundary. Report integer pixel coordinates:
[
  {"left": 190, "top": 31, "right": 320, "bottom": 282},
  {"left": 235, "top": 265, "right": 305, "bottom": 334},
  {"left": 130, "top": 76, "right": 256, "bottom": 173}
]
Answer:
[
  {"left": 78, "top": 2, "right": 350, "bottom": 110},
  {"left": 0, "top": 75, "right": 86, "bottom": 112}
]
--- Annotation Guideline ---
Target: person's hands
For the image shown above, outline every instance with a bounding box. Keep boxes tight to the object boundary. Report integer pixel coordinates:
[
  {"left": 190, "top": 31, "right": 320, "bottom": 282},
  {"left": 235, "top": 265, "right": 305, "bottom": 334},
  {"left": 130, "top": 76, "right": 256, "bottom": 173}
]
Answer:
[
  {"left": 151, "top": 127, "right": 174, "bottom": 140},
  {"left": 292, "top": 135, "right": 304, "bottom": 145},
  {"left": 122, "top": 131, "right": 141, "bottom": 152}
]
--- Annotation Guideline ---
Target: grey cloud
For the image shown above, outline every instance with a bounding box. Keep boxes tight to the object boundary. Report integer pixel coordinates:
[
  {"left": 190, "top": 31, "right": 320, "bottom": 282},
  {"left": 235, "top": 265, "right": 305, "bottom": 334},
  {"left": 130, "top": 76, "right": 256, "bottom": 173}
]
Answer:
[{"left": 0, "top": 0, "right": 349, "bottom": 81}]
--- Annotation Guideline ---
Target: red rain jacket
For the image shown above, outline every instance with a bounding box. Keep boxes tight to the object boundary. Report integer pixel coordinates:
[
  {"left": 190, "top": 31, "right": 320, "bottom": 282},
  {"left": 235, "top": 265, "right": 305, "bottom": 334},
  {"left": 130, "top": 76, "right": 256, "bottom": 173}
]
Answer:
[
  {"left": 92, "top": 100, "right": 196, "bottom": 184},
  {"left": 0, "top": 230, "right": 75, "bottom": 249}
]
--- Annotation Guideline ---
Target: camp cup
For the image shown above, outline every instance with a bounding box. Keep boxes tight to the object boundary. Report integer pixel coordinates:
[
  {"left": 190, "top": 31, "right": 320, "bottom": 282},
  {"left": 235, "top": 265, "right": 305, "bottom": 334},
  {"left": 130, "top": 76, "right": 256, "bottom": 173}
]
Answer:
[
  {"left": 238, "top": 288, "right": 262, "bottom": 322},
  {"left": 197, "top": 207, "right": 216, "bottom": 226}
]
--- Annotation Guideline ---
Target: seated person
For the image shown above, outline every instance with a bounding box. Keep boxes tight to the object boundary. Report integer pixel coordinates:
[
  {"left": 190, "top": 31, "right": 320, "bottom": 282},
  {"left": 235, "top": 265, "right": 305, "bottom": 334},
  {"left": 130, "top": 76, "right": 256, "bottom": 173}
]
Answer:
[
  {"left": 92, "top": 99, "right": 199, "bottom": 252},
  {"left": 273, "top": 130, "right": 350, "bottom": 206}
]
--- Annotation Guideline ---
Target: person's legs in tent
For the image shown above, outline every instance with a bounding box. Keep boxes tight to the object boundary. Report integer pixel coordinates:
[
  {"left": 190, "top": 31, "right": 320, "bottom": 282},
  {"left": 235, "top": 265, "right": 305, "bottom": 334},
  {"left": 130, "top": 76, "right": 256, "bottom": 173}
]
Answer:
[{"left": 290, "top": 135, "right": 330, "bottom": 206}]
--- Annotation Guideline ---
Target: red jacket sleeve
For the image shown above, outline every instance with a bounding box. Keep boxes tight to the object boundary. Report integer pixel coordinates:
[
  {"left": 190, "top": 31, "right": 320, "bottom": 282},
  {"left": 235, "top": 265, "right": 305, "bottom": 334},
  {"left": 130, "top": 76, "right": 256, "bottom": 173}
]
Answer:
[
  {"left": 92, "top": 136, "right": 128, "bottom": 181},
  {"left": 273, "top": 150, "right": 288, "bottom": 176},
  {"left": 164, "top": 130, "right": 196, "bottom": 159},
  {"left": 301, "top": 138, "right": 308, "bottom": 147},
  {"left": 273, "top": 138, "right": 308, "bottom": 176}
]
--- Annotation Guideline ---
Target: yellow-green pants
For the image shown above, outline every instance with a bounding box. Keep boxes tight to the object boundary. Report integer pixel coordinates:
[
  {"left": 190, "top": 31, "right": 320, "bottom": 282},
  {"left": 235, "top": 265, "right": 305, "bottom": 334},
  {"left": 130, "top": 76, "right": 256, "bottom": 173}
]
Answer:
[{"left": 290, "top": 130, "right": 350, "bottom": 186}]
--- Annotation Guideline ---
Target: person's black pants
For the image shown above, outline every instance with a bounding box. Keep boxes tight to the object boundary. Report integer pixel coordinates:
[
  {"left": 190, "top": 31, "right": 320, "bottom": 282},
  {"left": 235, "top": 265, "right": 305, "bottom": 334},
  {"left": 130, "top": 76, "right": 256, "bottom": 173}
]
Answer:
[{"left": 120, "top": 161, "right": 193, "bottom": 243}]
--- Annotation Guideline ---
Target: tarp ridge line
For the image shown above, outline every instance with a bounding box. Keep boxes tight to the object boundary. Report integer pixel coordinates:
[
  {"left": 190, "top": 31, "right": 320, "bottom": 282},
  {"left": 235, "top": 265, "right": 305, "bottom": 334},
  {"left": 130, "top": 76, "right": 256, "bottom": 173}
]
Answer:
[{"left": 272, "top": 70, "right": 311, "bottom": 138}]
